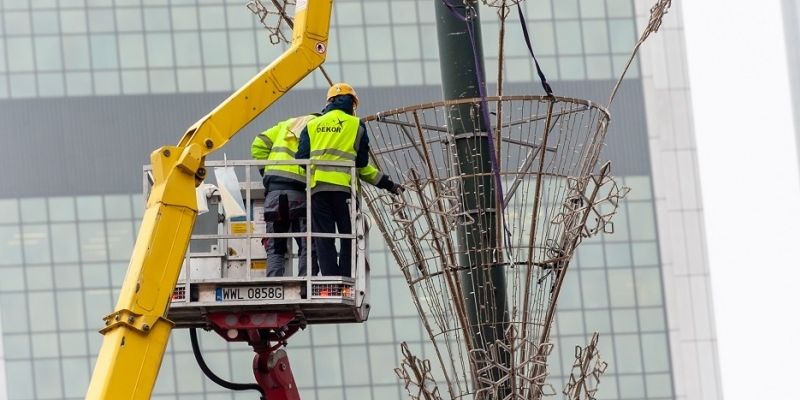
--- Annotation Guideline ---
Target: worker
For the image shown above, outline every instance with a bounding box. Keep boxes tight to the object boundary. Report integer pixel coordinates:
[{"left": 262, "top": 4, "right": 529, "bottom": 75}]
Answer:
[
  {"left": 296, "top": 83, "right": 403, "bottom": 277},
  {"left": 252, "top": 115, "right": 319, "bottom": 278}
]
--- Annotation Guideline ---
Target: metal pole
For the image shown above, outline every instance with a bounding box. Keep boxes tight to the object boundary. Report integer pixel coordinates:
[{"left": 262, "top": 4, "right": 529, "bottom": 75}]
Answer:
[{"left": 434, "top": 1, "right": 510, "bottom": 397}]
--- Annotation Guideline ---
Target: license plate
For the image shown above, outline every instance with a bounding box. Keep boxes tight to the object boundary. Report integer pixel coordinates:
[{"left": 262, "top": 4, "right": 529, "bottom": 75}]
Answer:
[{"left": 215, "top": 286, "right": 283, "bottom": 301}]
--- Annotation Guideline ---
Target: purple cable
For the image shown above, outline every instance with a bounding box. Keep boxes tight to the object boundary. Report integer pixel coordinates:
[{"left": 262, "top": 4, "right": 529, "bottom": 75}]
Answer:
[
  {"left": 439, "top": 0, "right": 506, "bottom": 211},
  {"left": 439, "top": 0, "right": 514, "bottom": 250}
]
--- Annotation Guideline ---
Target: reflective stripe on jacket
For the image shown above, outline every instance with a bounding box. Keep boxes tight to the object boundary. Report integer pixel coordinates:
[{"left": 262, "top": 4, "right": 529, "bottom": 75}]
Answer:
[
  {"left": 251, "top": 115, "right": 315, "bottom": 183},
  {"left": 306, "top": 110, "right": 384, "bottom": 192}
]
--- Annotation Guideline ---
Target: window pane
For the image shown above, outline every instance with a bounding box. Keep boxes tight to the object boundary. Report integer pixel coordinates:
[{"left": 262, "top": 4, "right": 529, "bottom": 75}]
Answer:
[
  {"left": 580, "top": 269, "right": 609, "bottom": 308},
  {"left": 556, "top": 310, "right": 584, "bottom": 335},
  {"left": 94, "top": 70, "right": 121, "bottom": 95},
  {"left": 32, "top": 10, "right": 59, "bottom": 34},
  {"left": 579, "top": 0, "right": 606, "bottom": 18},
  {"left": 61, "top": 9, "right": 88, "bottom": 34},
  {"left": 65, "top": 72, "right": 93, "bottom": 96},
  {"left": 174, "top": 353, "right": 205, "bottom": 393},
  {"left": 615, "top": 334, "right": 643, "bottom": 373},
  {"left": 107, "top": 221, "right": 134, "bottom": 261},
  {"left": 77, "top": 196, "right": 104, "bottom": 220},
  {"left": 635, "top": 267, "right": 664, "bottom": 306},
  {"left": 147, "top": 33, "right": 174, "bottom": 67},
  {"left": 7, "top": 37, "right": 35, "bottom": 72},
  {"left": 5, "top": 361, "right": 34, "bottom": 399},
  {"left": 201, "top": 31, "right": 230, "bottom": 66},
  {"left": 559, "top": 55, "right": 585, "bottom": 80},
  {"left": 365, "top": 27, "right": 394, "bottom": 61},
  {"left": 116, "top": 7, "right": 143, "bottom": 32},
  {"left": 62, "top": 358, "right": 91, "bottom": 398},
  {"left": 54, "top": 264, "right": 82, "bottom": 289},
  {"left": 0, "top": 267, "right": 24, "bottom": 291},
  {"left": 577, "top": 242, "right": 604, "bottom": 268},
  {"left": 646, "top": 373, "right": 673, "bottom": 397},
  {"left": 171, "top": 5, "right": 199, "bottom": 30},
  {"left": 37, "top": 73, "right": 64, "bottom": 97},
  {"left": 199, "top": 5, "right": 225, "bottom": 30},
  {"left": 149, "top": 69, "right": 175, "bottom": 93},
  {"left": 83, "top": 262, "right": 110, "bottom": 288},
  {"left": 639, "top": 307, "right": 666, "bottom": 331},
  {"left": 28, "top": 292, "right": 56, "bottom": 332},
  {"left": 0, "top": 199, "right": 18, "bottom": 223},
  {"left": 605, "top": 243, "right": 631, "bottom": 267},
  {"left": 608, "top": 269, "right": 635, "bottom": 307},
  {"left": 51, "top": 223, "right": 80, "bottom": 263},
  {"left": 119, "top": 34, "right": 147, "bottom": 68},
  {"left": 618, "top": 374, "right": 645, "bottom": 398},
  {"left": 20, "top": 198, "right": 46, "bottom": 223},
  {"left": 57, "top": 290, "right": 86, "bottom": 330},
  {"left": 229, "top": 31, "right": 256, "bottom": 65},
  {"left": 34, "top": 359, "right": 64, "bottom": 398},
  {"left": 204, "top": 67, "right": 231, "bottom": 91},
  {"left": 527, "top": 0, "right": 553, "bottom": 20},
  {"left": 35, "top": 37, "right": 63, "bottom": 72},
  {"left": 91, "top": 34, "right": 119, "bottom": 69},
  {"left": 584, "top": 309, "right": 611, "bottom": 333},
  {"left": 144, "top": 7, "right": 171, "bottom": 30},
  {"left": 177, "top": 67, "right": 204, "bottom": 92},
  {"left": 63, "top": 36, "right": 91, "bottom": 69},
  {"left": 79, "top": 222, "right": 107, "bottom": 261},
  {"left": 0, "top": 226, "right": 23, "bottom": 266},
  {"left": 582, "top": 21, "right": 609, "bottom": 54},
  {"left": 553, "top": 0, "right": 579, "bottom": 19},
  {"left": 88, "top": 8, "right": 115, "bottom": 33},
  {"left": 390, "top": 1, "right": 416, "bottom": 24},
  {"left": 83, "top": 289, "right": 112, "bottom": 330},
  {"left": 31, "top": 333, "right": 59, "bottom": 358},
  {"left": 369, "top": 62, "right": 396, "bottom": 86},
  {"left": 627, "top": 202, "right": 656, "bottom": 240},
  {"left": 362, "top": 2, "right": 390, "bottom": 25},
  {"left": 337, "top": 27, "right": 366, "bottom": 62},
  {"left": 25, "top": 265, "right": 53, "bottom": 290},
  {"left": 609, "top": 19, "right": 636, "bottom": 53},
  {"left": 336, "top": 2, "right": 363, "bottom": 25},
  {"left": 641, "top": 333, "right": 670, "bottom": 372},
  {"left": 607, "top": 0, "right": 634, "bottom": 18},
  {"left": 3, "top": 334, "right": 31, "bottom": 359},
  {"left": 612, "top": 308, "right": 638, "bottom": 333},
  {"left": 174, "top": 33, "right": 202, "bottom": 67},
  {"left": 624, "top": 176, "right": 653, "bottom": 200},
  {"left": 586, "top": 55, "right": 612, "bottom": 79}
]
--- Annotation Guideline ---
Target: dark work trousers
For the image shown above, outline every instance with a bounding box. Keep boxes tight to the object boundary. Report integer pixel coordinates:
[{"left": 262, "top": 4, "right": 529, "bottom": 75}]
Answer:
[
  {"left": 262, "top": 189, "right": 319, "bottom": 277},
  {"left": 311, "top": 191, "right": 353, "bottom": 277}
]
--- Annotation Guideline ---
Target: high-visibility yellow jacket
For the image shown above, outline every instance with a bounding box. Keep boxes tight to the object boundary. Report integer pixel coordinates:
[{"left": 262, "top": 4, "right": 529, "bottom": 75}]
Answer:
[
  {"left": 251, "top": 115, "right": 316, "bottom": 187},
  {"left": 299, "top": 108, "right": 385, "bottom": 193}
]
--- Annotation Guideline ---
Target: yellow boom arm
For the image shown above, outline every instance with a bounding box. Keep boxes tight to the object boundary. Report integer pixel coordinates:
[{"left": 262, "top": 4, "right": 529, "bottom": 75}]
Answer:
[{"left": 85, "top": 2, "right": 333, "bottom": 398}]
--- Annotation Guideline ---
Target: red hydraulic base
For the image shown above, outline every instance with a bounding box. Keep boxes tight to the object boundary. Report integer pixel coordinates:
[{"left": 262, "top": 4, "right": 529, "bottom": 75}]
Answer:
[{"left": 208, "top": 311, "right": 303, "bottom": 400}]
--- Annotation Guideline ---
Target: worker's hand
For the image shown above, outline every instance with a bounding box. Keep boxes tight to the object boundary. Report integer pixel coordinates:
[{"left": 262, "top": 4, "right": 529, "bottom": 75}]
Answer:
[{"left": 389, "top": 183, "right": 405, "bottom": 196}]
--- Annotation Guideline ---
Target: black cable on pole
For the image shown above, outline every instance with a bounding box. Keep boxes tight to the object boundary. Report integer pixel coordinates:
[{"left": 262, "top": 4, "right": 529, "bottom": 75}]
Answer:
[{"left": 189, "top": 328, "right": 264, "bottom": 396}]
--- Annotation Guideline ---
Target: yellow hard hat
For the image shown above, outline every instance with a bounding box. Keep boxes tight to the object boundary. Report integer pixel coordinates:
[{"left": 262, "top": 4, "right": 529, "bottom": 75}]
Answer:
[{"left": 326, "top": 83, "right": 359, "bottom": 108}]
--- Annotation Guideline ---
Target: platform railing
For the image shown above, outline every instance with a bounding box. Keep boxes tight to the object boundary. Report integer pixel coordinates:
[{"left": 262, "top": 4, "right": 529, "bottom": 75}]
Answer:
[{"left": 142, "top": 159, "right": 369, "bottom": 321}]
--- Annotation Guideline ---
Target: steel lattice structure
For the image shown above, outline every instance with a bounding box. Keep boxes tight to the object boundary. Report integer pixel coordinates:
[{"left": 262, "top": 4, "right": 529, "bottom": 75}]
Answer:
[{"left": 362, "top": 96, "right": 628, "bottom": 399}]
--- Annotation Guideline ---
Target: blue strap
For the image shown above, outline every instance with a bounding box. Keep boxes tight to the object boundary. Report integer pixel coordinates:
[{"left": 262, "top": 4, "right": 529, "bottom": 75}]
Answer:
[{"left": 517, "top": 3, "right": 554, "bottom": 97}]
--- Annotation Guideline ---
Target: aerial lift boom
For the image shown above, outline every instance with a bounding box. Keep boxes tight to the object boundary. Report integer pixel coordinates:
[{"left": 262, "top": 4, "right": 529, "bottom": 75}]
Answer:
[{"left": 85, "top": 1, "right": 333, "bottom": 398}]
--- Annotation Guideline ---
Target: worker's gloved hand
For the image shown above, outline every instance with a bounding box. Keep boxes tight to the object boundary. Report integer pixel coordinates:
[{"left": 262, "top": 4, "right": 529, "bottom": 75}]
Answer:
[
  {"left": 389, "top": 182, "right": 405, "bottom": 196},
  {"left": 377, "top": 176, "right": 404, "bottom": 195}
]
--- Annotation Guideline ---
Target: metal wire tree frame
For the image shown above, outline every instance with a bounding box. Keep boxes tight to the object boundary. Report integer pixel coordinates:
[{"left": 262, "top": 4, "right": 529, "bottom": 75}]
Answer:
[
  {"left": 361, "top": 96, "right": 628, "bottom": 399},
  {"left": 246, "top": 0, "right": 334, "bottom": 85}
]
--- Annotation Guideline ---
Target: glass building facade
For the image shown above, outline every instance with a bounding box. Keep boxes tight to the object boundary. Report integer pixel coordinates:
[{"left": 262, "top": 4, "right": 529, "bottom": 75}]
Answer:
[{"left": 0, "top": 1, "right": 721, "bottom": 399}]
